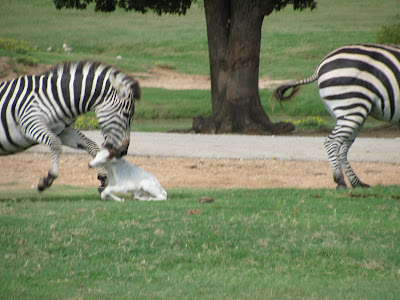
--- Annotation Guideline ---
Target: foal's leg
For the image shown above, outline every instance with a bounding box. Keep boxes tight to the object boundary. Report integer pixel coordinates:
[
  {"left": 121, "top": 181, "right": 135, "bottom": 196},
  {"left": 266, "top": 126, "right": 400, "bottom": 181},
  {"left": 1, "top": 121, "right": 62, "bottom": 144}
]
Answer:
[
  {"left": 102, "top": 185, "right": 125, "bottom": 202},
  {"left": 140, "top": 180, "right": 167, "bottom": 201},
  {"left": 59, "top": 126, "right": 108, "bottom": 191}
]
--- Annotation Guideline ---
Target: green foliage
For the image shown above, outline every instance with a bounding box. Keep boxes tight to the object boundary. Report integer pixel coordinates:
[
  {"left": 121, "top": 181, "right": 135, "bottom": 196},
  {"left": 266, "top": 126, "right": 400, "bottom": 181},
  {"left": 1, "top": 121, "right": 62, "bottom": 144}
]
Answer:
[
  {"left": 53, "top": 0, "right": 317, "bottom": 14},
  {"left": 0, "top": 37, "right": 37, "bottom": 54},
  {"left": 54, "top": 0, "right": 194, "bottom": 14},
  {"left": 74, "top": 114, "right": 100, "bottom": 130},
  {"left": 285, "top": 116, "right": 328, "bottom": 129},
  {"left": 1, "top": 186, "right": 400, "bottom": 298},
  {"left": 377, "top": 15, "right": 400, "bottom": 44}
]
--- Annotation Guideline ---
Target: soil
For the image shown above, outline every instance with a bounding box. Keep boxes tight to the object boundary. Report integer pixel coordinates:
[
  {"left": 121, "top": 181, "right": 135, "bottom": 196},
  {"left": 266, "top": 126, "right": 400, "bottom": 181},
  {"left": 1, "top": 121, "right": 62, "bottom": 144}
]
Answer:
[{"left": 1, "top": 57, "right": 399, "bottom": 191}]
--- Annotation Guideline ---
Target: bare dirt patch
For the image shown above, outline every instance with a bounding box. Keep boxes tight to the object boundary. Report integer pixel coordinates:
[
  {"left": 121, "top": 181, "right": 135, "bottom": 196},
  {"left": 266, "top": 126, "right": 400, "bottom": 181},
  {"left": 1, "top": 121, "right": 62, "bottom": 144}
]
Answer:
[
  {"left": 1, "top": 153, "right": 399, "bottom": 191},
  {"left": 132, "top": 66, "right": 286, "bottom": 90},
  {"left": 0, "top": 57, "right": 49, "bottom": 82}
]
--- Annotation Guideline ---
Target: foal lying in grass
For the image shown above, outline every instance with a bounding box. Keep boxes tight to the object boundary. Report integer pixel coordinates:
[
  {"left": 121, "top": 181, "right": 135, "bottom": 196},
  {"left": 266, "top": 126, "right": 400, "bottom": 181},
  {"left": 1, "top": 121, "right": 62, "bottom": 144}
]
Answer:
[{"left": 89, "top": 149, "right": 167, "bottom": 202}]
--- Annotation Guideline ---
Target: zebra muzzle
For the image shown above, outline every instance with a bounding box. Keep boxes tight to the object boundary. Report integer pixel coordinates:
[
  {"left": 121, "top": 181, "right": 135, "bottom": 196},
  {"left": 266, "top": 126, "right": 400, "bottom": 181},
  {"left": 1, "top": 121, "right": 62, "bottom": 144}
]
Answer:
[
  {"left": 102, "top": 139, "right": 129, "bottom": 158},
  {"left": 117, "top": 139, "right": 129, "bottom": 157}
]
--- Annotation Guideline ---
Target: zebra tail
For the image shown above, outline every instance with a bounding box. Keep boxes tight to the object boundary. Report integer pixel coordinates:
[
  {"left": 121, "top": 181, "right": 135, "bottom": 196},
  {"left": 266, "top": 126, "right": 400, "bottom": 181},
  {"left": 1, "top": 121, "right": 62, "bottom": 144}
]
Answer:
[{"left": 270, "top": 71, "right": 318, "bottom": 112}]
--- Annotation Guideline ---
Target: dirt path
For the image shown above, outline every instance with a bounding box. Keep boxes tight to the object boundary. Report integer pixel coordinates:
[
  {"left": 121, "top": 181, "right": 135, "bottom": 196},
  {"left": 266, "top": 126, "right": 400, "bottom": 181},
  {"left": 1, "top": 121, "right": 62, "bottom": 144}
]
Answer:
[{"left": 1, "top": 153, "right": 399, "bottom": 191}]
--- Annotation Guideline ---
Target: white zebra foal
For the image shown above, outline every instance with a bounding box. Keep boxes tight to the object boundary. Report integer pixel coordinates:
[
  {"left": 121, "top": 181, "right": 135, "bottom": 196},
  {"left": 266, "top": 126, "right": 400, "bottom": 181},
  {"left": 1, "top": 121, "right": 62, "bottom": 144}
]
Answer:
[{"left": 88, "top": 149, "right": 167, "bottom": 202}]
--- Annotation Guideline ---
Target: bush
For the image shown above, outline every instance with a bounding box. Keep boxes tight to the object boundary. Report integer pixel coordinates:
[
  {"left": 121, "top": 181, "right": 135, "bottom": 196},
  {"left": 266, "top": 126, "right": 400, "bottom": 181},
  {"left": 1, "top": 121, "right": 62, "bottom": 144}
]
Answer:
[
  {"left": 0, "top": 38, "right": 37, "bottom": 54},
  {"left": 377, "top": 15, "right": 400, "bottom": 44},
  {"left": 285, "top": 116, "right": 328, "bottom": 129},
  {"left": 74, "top": 114, "right": 100, "bottom": 130}
]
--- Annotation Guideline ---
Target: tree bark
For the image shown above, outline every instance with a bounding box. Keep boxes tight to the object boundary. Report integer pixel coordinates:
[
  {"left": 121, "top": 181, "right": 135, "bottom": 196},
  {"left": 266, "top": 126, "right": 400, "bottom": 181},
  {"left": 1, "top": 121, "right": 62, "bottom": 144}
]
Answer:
[{"left": 192, "top": 0, "right": 294, "bottom": 134}]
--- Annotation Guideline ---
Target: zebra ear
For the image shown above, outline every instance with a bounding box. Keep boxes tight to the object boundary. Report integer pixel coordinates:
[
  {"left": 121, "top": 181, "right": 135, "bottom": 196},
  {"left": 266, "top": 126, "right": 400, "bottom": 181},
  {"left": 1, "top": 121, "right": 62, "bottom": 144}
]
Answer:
[
  {"left": 109, "top": 73, "right": 130, "bottom": 99},
  {"left": 109, "top": 73, "right": 120, "bottom": 92},
  {"left": 118, "top": 86, "right": 130, "bottom": 99}
]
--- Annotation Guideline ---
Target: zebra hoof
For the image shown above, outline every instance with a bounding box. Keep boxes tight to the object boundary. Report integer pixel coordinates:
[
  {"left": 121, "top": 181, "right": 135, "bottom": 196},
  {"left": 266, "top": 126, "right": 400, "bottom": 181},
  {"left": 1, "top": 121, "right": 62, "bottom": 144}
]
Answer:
[
  {"left": 336, "top": 184, "right": 347, "bottom": 190},
  {"left": 37, "top": 174, "right": 56, "bottom": 192},
  {"left": 37, "top": 181, "right": 47, "bottom": 192}
]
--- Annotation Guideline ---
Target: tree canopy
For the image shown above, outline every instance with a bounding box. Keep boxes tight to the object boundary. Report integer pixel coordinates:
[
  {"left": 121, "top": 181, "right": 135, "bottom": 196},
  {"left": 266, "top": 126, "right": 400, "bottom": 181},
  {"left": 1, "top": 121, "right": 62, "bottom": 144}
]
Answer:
[{"left": 54, "top": 0, "right": 316, "bottom": 15}]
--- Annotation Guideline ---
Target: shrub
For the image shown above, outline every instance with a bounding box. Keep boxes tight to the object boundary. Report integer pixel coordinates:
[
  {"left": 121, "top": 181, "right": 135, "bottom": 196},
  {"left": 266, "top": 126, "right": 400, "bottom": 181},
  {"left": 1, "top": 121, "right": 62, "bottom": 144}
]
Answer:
[
  {"left": 0, "top": 38, "right": 37, "bottom": 54},
  {"left": 286, "top": 116, "right": 328, "bottom": 129},
  {"left": 74, "top": 115, "right": 100, "bottom": 130}
]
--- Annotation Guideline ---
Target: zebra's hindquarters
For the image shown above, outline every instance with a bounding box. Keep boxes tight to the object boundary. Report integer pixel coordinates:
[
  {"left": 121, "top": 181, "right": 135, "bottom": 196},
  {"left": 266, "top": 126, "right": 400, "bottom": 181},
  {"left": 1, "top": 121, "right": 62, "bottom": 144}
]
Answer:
[
  {"left": 273, "top": 43, "right": 400, "bottom": 189},
  {"left": 317, "top": 44, "right": 400, "bottom": 123},
  {"left": 0, "top": 77, "right": 38, "bottom": 155},
  {"left": 316, "top": 44, "right": 400, "bottom": 188}
]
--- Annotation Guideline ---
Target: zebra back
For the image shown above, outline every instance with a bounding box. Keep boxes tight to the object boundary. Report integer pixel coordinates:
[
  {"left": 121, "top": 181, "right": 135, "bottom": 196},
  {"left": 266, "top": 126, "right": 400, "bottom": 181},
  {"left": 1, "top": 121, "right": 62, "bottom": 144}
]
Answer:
[{"left": 39, "top": 61, "right": 140, "bottom": 116}]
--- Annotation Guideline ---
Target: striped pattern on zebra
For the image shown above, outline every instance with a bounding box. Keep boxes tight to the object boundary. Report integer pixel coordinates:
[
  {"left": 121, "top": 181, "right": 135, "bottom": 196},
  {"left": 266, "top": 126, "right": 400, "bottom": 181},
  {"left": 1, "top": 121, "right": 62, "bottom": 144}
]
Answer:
[
  {"left": 272, "top": 44, "right": 400, "bottom": 189},
  {"left": 0, "top": 61, "right": 140, "bottom": 191}
]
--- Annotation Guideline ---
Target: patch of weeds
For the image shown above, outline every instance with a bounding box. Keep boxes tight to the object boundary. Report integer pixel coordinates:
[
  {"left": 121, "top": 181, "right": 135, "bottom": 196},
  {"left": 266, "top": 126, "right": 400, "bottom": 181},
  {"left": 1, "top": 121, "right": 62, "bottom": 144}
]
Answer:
[
  {"left": 74, "top": 114, "right": 100, "bottom": 130},
  {"left": 154, "top": 61, "right": 175, "bottom": 70},
  {"left": 15, "top": 56, "right": 38, "bottom": 67},
  {"left": 0, "top": 37, "right": 37, "bottom": 54},
  {"left": 0, "top": 70, "right": 8, "bottom": 78},
  {"left": 285, "top": 116, "right": 328, "bottom": 129}
]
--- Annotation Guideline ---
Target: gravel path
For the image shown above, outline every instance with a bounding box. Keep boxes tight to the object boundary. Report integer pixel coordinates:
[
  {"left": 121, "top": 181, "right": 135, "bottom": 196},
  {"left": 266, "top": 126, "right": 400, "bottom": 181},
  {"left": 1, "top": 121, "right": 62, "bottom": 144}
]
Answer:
[{"left": 27, "top": 131, "right": 400, "bottom": 163}]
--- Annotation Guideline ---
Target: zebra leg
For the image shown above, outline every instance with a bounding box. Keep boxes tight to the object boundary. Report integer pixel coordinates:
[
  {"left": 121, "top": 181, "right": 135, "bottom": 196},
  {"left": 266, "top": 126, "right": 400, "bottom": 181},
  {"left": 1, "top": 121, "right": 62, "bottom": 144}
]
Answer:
[
  {"left": 30, "top": 127, "right": 62, "bottom": 191},
  {"left": 37, "top": 137, "right": 61, "bottom": 191},
  {"left": 324, "top": 136, "right": 347, "bottom": 189},
  {"left": 338, "top": 139, "right": 370, "bottom": 189},
  {"left": 59, "top": 127, "right": 109, "bottom": 191}
]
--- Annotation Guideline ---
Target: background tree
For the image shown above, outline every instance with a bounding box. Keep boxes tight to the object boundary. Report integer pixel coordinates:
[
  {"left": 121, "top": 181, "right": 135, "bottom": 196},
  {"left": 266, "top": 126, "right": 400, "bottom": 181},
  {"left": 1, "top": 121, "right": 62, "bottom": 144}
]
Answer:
[{"left": 54, "top": 0, "right": 317, "bottom": 134}]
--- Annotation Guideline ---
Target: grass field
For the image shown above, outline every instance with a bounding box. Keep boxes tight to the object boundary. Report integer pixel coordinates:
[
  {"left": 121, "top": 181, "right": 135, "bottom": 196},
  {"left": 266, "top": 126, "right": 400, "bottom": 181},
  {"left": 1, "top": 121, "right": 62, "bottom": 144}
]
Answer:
[
  {"left": 1, "top": 186, "right": 400, "bottom": 299},
  {"left": 1, "top": 1, "right": 400, "bottom": 298}
]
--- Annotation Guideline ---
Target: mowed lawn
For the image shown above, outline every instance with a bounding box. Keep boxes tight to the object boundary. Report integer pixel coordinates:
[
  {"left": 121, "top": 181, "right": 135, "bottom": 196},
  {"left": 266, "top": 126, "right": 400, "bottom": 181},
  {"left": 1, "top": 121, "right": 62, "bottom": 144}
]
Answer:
[
  {"left": 1, "top": 0, "right": 400, "bottom": 298},
  {"left": 0, "top": 186, "right": 400, "bottom": 299}
]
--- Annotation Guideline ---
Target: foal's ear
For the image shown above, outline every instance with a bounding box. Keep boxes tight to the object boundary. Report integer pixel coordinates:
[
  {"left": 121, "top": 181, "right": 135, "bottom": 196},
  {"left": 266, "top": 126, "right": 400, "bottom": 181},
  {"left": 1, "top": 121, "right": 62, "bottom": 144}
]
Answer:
[{"left": 108, "top": 149, "right": 115, "bottom": 159}]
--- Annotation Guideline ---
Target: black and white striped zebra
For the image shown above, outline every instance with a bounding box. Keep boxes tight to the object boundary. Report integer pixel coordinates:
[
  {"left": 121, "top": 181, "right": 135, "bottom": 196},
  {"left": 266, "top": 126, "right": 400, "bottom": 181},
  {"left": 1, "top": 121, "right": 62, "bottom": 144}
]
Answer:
[
  {"left": 0, "top": 61, "right": 140, "bottom": 191},
  {"left": 272, "top": 43, "right": 400, "bottom": 189}
]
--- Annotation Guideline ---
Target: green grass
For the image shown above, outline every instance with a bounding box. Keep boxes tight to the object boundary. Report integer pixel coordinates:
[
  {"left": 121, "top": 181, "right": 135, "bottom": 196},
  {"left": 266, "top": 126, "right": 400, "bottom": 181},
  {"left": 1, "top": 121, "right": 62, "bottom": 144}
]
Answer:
[
  {"left": 1, "top": 186, "right": 400, "bottom": 299},
  {"left": 1, "top": 0, "right": 397, "bottom": 77}
]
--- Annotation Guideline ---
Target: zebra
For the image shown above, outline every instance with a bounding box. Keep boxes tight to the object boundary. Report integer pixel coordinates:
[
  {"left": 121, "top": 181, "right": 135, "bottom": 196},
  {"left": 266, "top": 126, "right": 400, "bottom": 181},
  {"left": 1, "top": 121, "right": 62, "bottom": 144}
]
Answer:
[
  {"left": 272, "top": 43, "right": 400, "bottom": 189},
  {"left": 0, "top": 61, "right": 140, "bottom": 192}
]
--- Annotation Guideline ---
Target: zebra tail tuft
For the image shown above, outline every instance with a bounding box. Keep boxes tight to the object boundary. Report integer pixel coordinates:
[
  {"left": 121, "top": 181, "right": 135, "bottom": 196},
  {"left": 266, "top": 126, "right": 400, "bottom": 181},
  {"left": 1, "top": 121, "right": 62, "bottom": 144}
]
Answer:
[
  {"left": 270, "top": 72, "right": 318, "bottom": 112},
  {"left": 270, "top": 84, "right": 301, "bottom": 112}
]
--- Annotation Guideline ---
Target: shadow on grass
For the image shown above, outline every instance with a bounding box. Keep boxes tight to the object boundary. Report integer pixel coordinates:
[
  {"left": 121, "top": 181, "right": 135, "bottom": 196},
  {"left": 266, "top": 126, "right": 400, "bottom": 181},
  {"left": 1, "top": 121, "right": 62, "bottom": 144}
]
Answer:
[{"left": 0, "top": 185, "right": 100, "bottom": 202}]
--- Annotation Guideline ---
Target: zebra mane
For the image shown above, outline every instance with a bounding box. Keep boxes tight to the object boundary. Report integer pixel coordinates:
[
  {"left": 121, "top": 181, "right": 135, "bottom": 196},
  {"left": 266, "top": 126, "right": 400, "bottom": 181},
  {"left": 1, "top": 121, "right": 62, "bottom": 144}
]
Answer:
[{"left": 42, "top": 61, "right": 141, "bottom": 100}]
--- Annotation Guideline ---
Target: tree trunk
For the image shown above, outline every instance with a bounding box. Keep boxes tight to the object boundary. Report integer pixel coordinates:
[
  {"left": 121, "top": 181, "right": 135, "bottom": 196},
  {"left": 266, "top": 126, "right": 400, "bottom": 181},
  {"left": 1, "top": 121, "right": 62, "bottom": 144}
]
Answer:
[{"left": 192, "top": 0, "right": 294, "bottom": 134}]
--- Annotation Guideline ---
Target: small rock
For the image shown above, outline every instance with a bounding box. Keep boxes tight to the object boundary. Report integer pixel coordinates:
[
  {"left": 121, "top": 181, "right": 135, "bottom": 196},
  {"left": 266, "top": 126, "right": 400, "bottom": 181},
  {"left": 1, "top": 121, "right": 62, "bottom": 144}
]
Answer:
[{"left": 199, "top": 197, "right": 214, "bottom": 203}]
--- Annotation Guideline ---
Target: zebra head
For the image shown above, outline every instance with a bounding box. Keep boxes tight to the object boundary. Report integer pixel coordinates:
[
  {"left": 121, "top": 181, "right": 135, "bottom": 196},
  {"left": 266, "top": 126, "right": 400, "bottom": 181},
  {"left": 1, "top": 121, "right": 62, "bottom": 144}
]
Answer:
[{"left": 96, "top": 70, "right": 140, "bottom": 158}]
